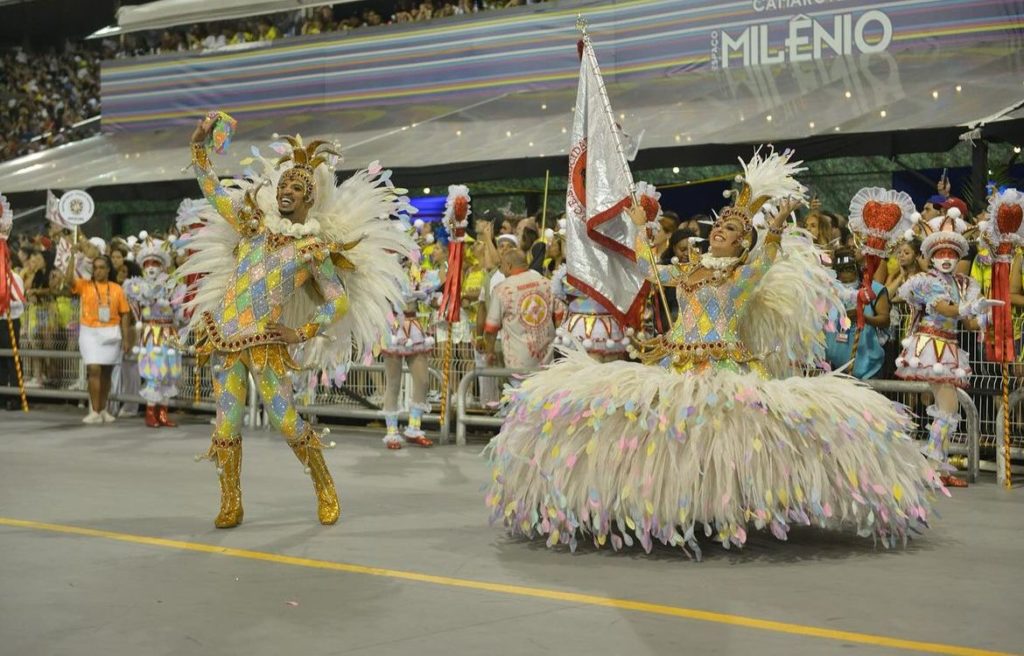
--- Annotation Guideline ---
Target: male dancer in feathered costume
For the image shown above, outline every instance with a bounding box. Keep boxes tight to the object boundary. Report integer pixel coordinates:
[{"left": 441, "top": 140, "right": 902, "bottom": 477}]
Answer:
[{"left": 179, "top": 114, "right": 414, "bottom": 528}]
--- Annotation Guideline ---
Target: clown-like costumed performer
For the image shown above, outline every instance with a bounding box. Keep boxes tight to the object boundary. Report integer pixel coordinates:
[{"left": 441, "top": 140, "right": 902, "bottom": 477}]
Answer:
[
  {"left": 380, "top": 232, "right": 440, "bottom": 449},
  {"left": 178, "top": 112, "right": 414, "bottom": 526},
  {"left": 487, "top": 146, "right": 949, "bottom": 558},
  {"left": 894, "top": 207, "right": 1002, "bottom": 488},
  {"left": 122, "top": 239, "right": 186, "bottom": 428}
]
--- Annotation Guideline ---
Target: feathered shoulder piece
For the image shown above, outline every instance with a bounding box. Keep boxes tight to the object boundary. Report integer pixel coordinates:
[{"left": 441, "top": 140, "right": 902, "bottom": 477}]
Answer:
[{"left": 737, "top": 229, "right": 845, "bottom": 376}]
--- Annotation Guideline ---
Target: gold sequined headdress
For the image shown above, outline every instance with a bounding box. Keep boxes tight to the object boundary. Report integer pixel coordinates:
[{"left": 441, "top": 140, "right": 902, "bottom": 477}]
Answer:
[
  {"left": 275, "top": 135, "right": 342, "bottom": 203},
  {"left": 718, "top": 146, "right": 807, "bottom": 232}
]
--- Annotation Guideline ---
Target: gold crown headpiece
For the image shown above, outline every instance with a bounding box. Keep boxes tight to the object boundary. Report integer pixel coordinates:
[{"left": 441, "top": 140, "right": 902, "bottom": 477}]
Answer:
[
  {"left": 275, "top": 135, "right": 342, "bottom": 202},
  {"left": 718, "top": 146, "right": 807, "bottom": 233}
]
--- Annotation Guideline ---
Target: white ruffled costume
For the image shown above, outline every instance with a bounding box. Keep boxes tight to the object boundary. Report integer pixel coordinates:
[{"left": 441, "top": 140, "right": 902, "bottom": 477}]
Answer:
[
  {"left": 381, "top": 256, "right": 440, "bottom": 357},
  {"left": 486, "top": 153, "right": 944, "bottom": 558},
  {"left": 123, "top": 243, "right": 187, "bottom": 405}
]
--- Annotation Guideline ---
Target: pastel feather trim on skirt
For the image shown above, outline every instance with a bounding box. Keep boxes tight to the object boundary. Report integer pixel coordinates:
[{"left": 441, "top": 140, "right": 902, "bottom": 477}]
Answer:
[{"left": 485, "top": 350, "right": 946, "bottom": 559}]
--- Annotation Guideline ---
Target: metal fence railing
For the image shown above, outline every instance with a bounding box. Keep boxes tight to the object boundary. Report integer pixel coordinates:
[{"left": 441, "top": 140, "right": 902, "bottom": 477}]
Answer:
[
  {"left": 454, "top": 366, "right": 536, "bottom": 446},
  {"left": 1, "top": 299, "right": 1020, "bottom": 474},
  {"left": 864, "top": 379, "right": 981, "bottom": 482},
  {"left": 0, "top": 348, "right": 452, "bottom": 443}
]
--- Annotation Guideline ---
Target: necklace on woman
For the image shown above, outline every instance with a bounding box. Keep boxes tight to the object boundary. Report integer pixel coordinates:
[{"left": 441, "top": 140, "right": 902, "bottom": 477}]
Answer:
[
  {"left": 676, "top": 254, "right": 742, "bottom": 292},
  {"left": 699, "top": 253, "right": 741, "bottom": 271}
]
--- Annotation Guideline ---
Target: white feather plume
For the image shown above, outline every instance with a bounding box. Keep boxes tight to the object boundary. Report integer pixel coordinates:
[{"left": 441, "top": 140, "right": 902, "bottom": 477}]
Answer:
[{"left": 738, "top": 146, "right": 808, "bottom": 205}]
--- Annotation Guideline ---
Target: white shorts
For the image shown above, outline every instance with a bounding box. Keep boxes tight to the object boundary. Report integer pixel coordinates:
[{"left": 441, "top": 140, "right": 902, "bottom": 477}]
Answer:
[{"left": 80, "top": 325, "right": 122, "bottom": 365}]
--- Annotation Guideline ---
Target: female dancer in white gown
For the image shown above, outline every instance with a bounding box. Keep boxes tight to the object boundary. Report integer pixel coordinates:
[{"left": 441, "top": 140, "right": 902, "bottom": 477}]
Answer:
[{"left": 485, "top": 149, "right": 945, "bottom": 558}]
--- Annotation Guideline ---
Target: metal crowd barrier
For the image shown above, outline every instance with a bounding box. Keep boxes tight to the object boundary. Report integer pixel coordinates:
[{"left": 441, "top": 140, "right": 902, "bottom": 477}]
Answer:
[
  {"left": 0, "top": 345, "right": 224, "bottom": 411},
  {"left": 865, "top": 379, "right": 981, "bottom": 483},
  {"left": 289, "top": 363, "right": 451, "bottom": 444},
  {"left": 0, "top": 348, "right": 450, "bottom": 443},
  {"left": 0, "top": 303, "right": 1015, "bottom": 476},
  {"left": 454, "top": 366, "right": 536, "bottom": 446}
]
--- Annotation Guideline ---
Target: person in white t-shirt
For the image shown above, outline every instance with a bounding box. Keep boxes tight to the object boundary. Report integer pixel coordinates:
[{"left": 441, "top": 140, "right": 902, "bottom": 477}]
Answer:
[
  {"left": 483, "top": 250, "right": 562, "bottom": 370},
  {"left": 474, "top": 230, "right": 520, "bottom": 404}
]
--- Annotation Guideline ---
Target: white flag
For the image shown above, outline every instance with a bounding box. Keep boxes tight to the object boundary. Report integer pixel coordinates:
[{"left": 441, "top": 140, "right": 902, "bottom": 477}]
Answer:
[
  {"left": 46, "top": 190, "right": 71, "bottom": 228},
  {"left": 564, "top": 38, "right": 648, "bottom": 328},
  {"left": 54, "top": 237, "right": 73, "bottom": 272}
]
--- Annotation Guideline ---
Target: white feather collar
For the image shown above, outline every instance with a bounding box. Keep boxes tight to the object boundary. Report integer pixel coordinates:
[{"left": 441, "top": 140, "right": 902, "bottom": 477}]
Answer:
[
  {"left": 263, "top": 213, "right": 322, "bottom": 238},
  {"left": 700, "top": 253, "right": 741, "bottom": 270}
]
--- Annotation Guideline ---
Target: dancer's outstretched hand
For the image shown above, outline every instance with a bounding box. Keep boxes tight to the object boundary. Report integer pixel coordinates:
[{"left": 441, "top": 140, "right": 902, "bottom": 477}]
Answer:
[
  {"left": 190, "top": 115, "right": 214, "bottom": 144},
  {"left": 768, "top": 197, "right": 804, "bottom": 228}
]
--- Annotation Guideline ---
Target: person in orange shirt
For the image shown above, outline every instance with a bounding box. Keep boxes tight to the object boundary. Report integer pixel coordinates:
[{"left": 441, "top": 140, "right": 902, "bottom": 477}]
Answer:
[{"left": 64, "top": 251, "right": 132, "bottom": 423}]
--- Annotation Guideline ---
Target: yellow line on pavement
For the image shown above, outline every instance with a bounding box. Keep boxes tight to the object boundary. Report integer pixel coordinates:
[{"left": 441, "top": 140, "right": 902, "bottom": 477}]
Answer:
[{"left": 0, "top": 516, "right": 1015, "bottom": 656}]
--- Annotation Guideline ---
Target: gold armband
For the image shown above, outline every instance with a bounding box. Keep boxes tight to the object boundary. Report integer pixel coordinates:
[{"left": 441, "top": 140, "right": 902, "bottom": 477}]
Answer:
[
  {"left": 764, "top": 232, "right": 782, "bottom": 246},
  {"left": 191, "top": 142, "right": 210, "bottom": 169},
  {"left": 298, "top": 322, "right": 320, "bottom": 342}
]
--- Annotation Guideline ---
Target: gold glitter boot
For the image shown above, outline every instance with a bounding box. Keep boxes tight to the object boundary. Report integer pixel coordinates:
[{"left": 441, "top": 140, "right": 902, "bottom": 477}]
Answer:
[
  {"left": 205, "top": 435, "right": 243, "bottom": 528},
  {"left": 289, "top": 427, "right": 340, "bottom": 525}
]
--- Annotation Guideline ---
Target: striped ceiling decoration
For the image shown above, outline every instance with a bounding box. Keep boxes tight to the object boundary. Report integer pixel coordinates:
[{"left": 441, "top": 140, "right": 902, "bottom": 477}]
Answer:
[{"left": 100, "top": 0, "right": 1024, "bottom": 133}]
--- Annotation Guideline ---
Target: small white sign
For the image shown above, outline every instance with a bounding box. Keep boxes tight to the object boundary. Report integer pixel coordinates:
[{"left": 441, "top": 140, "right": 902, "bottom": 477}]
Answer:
[{"left": 58, "top": 190, "right": 95, "bottom": 226}]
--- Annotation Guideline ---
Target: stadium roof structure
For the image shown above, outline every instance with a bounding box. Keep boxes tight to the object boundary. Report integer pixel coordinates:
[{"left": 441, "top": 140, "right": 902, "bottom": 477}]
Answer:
[
  {"left": 2, "top": 0, "right": 1022, "bottom": 202},
  {"left": 89, "top": 0, "right": 358, "bottom": 38}
]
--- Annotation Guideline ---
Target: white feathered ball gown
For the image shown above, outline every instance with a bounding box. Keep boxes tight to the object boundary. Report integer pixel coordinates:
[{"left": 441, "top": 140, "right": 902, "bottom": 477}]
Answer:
[{"left": 484, "top": 232, "right": 945, "bottom": 558}]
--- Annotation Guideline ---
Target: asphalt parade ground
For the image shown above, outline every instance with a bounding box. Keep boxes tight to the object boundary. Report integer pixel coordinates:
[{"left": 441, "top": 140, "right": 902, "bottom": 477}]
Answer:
[{"left": 1, "top": 408, "right": 1022, "bottom": 656}]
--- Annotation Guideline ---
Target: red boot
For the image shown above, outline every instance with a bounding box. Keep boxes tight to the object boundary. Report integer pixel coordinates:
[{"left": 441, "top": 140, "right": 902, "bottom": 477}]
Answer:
[
  {"left": 157, "top": 405, "right": 177, "bottom": 427},
  {"left": 940, "top": 474, "right": 968, "bottom": 488},
  {"left": 145, "top": 405, "right": 161, "bottom": 428}
]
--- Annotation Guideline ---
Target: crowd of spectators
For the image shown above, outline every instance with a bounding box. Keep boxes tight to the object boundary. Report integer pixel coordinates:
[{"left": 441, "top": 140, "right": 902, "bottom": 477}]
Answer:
[
  {"left": 1, "top": 2, "right": 545, "bottom": 163},
  {"left": 0, "top": 46, "right": 102, "bottom": 162},
  {"left": 109, "top": 1, "right": 545, "bottom": 58}
]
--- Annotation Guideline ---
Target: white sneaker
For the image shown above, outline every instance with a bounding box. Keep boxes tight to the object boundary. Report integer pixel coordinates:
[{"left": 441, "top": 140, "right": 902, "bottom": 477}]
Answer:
[
  {"left": 82, "top": 411, "right": 103, "bottom": 424},
  {"left": 101, "top": 410, "right": 116, "bottom": 423}
]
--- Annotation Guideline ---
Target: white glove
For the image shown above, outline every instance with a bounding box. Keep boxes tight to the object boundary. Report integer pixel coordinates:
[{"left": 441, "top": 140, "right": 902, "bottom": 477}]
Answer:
[{"left": 959, "top": 297, "right": 1003, "bottom": 319}]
